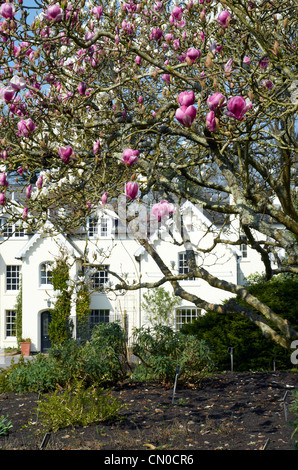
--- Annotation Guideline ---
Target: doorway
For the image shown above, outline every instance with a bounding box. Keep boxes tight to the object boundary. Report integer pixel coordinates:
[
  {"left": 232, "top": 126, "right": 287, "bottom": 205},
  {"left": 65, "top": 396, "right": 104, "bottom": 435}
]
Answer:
[{"left": 41, "top": 310, "right": 52, "bottom": 352}]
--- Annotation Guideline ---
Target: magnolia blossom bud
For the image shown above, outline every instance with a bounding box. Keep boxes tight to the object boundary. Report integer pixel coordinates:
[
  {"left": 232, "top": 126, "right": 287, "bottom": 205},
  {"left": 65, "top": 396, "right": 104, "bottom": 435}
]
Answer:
[
  {"left": 152, "top": 200, "right": 175, "bottom": 221},
  {"left": 78, "top": 82, "right": 87, "bottom": 95},
  {"left": 0, "top": 172, "right": 8, "bottom": 187},
  {"left": 125, "top": 181, "right": 139, "bottom": 200},
  {"left": 225, "top": 96, "right": 252, "bottom": 120},
  {"left": 217, "top": 10, "right": 231, "bottom": 28},
  {"left": 22, "top": 207, "right": 28, "bottom": 220},
  {"left": 46, "top": 3, "right": 63, "bottom": 22},
  {"left": 0, "top": 86, "right": 15, "bottom": 103},
  {"left": 0, "top": 192, "right": 6, "bottom": 206},
  {"left": 175, "top": 105, "right": 197, "bottom": 127},
  {"left": 36, "top": 175, "right": 43, "bottom": 189},
  {"left": 186, "top": 48, "right": 201, "bottom": 63},
  {"left": 9, "top": 75, "right": 26, "bottom": 91},
  {"left": 58, "top": 146, "right": 73, "bottom": 163},
  {"left": 25, "top": 184, "right": 32, "bottom": 198},
  {"left": 101, "top": 192, "right": 107, "bottom": 204},
  {"left": 122, "top": 148, "right": 139, "bottom": 166},
  {"left": 178, "top": 90, "right": 195, "bottom": 107},
  {"left": 17, "top": 118, "right": 36, "bottom": 137},
  {"left": 0, "top": 2, "right": 16, "bottom": 20},
  {"left": 207, "top": 92, "right": 226, "bottom": 111},
  {"left": 206, "top": 111, "right": 216, "bottom": 132},
  {"left": 93, "top": 141, "right": 100, "bottom": 155}
]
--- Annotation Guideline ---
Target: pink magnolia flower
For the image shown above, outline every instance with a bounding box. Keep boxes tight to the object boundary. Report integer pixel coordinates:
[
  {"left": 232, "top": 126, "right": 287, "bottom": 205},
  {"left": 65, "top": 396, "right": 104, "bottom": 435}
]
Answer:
[
  {"left": 101, "top": 192, "right": 107, "bottom": 205},
  {"left": 175, "top": 105, "right": 197, "bottom": 127},
  {"left": 0, "top": 172, "right": 8, "bottom": 187},
  {"left": 122, "top": 148, "right": 139, "bottom": 166},
  {"left": 0, "top": 2, "right": 15, "bottom": 20},
  {"left": 25, "top": 184, "right": 32, "bottom": 198},
  {"left": 58, "top": 146, "right": 73, "bottom": 163},
  {"left": 243, "top": 56, "right": 250, "bottom": 65},
  {"left": 152, "top": 200, "right": 175, "bottom": 222},
  {"left": 225, "top": 96, "right": 252, "bottom": 120},
  {"left": 9, "top": 75, "right": 26, "bottom": 91},
  {"left": 0, "top": 192, "right": 6, "bottom": 206},
  {"left": 224, "top": 58, "right": 233, "bottom": 73},
  {"left": 93, "top": 141, "right": 100, "bottom": 155},
  {"left": 92, "top": 6, "right": 103, "bottom": 19},
  {"left": 178, "top": 90, "right": 195, "bottom": 107},
  {"left": 78, "top": 82, "right": 87, "bottom": 95},
  {"left": 206, "top": 111, "right": 216, "bottom": 132},
  {"left": 172, "top": 6, "right": 184, "bottom": 20},
  {"left": 125, "top": 181, "right": 139, "bottom": 200},
  {"left": 22, "top": 207, "right": 28, "bottom": 221},
  {"left": 162, "top": 74, "right": 171, "bottom": 84},
  {"left": 0, "top": 86, "right": 15, "bottom": 103},
  {"left": 36, "top": 175, "right": 43, "bottom": 190},
  {"left": 17, "top": 118, "right": 36, "bottom": 137},
  {"left": 135, "top": 56, "right": 141, "bottom": 65},
  {"left": 186, "top": 48, "right": 201, "bottom": 63},
  {"left": 217, "top": 10, "right": 231, "bottom": 28},
  {"left": 207, "top": 92, "right": 226, "bottom": 111},
  {"left": 46, "top": 4, "right": 63, "bottom": 22},
  {"left": 262, "top": 79, "right": 273, "bottom": 89},
  {"left": 150, "top": 28, "right": 163, "bottom": 41}
]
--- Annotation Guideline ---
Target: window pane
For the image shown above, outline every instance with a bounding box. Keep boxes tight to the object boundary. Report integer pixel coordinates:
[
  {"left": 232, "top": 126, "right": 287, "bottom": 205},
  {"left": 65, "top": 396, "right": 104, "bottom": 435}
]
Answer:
[
  {"left": 6, "top": 266, "right": 20, "bottom": 290},
  {"left": 6, "top": 310, "right": 17, "bottom": 336}
]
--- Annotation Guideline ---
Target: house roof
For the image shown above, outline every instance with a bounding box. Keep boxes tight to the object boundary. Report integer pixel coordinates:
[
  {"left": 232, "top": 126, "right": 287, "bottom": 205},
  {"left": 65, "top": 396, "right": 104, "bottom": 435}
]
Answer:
[{"left": 15, "top": 224, "right": 84, "bottom": 260}]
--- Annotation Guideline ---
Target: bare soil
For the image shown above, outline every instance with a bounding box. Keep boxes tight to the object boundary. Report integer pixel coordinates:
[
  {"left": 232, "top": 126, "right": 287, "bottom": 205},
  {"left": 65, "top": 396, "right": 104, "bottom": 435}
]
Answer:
[{"left": 0, "top": 371, "right": 297, "bottom": 452}]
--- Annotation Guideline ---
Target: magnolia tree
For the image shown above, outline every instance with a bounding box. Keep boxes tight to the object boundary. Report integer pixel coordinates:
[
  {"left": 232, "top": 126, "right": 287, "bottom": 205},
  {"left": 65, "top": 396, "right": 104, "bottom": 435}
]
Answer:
[{"left": 0, "top": 0, "right": 297, "bottom": 348}]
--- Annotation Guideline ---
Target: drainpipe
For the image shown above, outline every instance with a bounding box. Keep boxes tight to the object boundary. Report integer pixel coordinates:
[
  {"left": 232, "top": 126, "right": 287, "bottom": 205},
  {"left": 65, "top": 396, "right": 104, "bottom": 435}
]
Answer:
[{"left": 135, "top": 254, "right": 142, "bottom": 328}]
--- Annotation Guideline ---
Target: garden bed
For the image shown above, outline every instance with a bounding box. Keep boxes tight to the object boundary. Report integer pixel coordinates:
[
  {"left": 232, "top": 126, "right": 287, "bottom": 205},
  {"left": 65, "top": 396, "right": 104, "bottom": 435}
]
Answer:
[{"left": 0, "top": 371, "right": 297, "bottom": 451}]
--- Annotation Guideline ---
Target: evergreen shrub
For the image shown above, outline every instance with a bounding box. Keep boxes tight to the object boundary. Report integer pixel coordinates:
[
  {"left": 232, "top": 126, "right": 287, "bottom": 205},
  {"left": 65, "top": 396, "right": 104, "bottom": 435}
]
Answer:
[{"left": 132, "top": 324, "right": 214, "bottom": 385}]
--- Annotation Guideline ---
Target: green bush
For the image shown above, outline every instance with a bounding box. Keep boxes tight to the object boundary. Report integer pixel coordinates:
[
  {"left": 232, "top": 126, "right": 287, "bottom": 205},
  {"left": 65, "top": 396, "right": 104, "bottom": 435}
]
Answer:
[
  {"left": 37, "top": 381, "right": 124, "bottom": 433},
  {"left": 0, "top": 323, "right": 129, "bottom": 393},
  {"left": 83, "top": 321, "right": 130, "bottom": 385},
  {"left": 1, "top": 354, "right": 67, "bottom": 393},
  {"left": 182, "top": 274, "right": 298, "bottom": 372},
  {"left": 132, "top": 324, "right": 214, "bottom": 385}
]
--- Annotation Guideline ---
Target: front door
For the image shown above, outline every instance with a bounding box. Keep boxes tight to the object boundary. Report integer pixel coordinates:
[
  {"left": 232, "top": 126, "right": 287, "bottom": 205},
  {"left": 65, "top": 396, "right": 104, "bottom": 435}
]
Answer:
[{"left": 41, "top": 310, "right": 52, "bottom": 352}]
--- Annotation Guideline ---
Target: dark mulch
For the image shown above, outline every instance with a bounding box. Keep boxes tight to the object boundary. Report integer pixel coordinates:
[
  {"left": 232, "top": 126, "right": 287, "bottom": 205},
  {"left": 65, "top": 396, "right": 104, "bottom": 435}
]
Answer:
[{"left": 0, "top": 371, "right": 297, "bottom": 451}]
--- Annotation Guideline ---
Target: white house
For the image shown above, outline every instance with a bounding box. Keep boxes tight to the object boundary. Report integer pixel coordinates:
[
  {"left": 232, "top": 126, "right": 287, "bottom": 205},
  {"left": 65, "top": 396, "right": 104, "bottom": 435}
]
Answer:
[{"left": 0, "top": 198, "right": 267, "bottom": 353}]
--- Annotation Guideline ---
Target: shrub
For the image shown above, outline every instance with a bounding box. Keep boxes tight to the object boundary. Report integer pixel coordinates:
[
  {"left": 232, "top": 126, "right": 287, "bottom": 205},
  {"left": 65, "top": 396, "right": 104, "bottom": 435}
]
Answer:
[
  {"left": 0, "top": 323, "right": 130, "bottom": 393},
  {"left": 1, "top": 354, "right": 66, "bottom": 393},
  {"left": 182, "top": 274, "right": 298, "bottom": 372},
  {"left": 37, "top": 381, "right": 124, "bottom": 433},
  {"left": 83, "top": 321, "right": 130, "bottom": 385},
  {"left": 132, "top": 324, "right": 214, "bottom": 385}
]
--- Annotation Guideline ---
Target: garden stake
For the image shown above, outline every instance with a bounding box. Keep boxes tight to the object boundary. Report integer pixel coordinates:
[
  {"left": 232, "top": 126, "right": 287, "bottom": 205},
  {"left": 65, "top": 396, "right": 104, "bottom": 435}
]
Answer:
[
  {"left": 262, "top": 438, "right": 270, "bottom": 450},
  {"left": 172, "top": 365, "right": 180, "bottom": 404},
  {"left": 227, "top": 347, "right": 234, "bottom": 373},
  {"left": 281, "top": 391, "right": 288, "bottom": 422},
  {"left": 40, "top": 431, "right": 52, "bottom": 450}
]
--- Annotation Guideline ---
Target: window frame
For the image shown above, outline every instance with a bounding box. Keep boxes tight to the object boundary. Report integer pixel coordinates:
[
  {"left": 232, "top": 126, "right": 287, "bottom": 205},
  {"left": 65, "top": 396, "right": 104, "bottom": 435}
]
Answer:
[
  {"left": 90, "top": 265, "right": 109, "bottom": 289},
  {"left": 175, "top": 307, "right": 201, "bottom": 331},
  {"left": 6, "top": 265, "right": 21, "bottom": 291},
  {"left": 5, "top": 309, "right": 17, "bottom": 337},
  {"left": 40, "top": 261, "right": 53, "bottom": 286}
]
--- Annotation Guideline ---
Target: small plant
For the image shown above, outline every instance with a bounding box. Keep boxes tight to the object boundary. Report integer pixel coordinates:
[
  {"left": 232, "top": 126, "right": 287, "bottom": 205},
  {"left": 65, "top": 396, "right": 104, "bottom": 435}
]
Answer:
[
  {"left": 0, "top": 415, "right": 13, "bottom": 436},
  {"left": 37, "top": 381, "right": 124, "bottom": 433}
]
